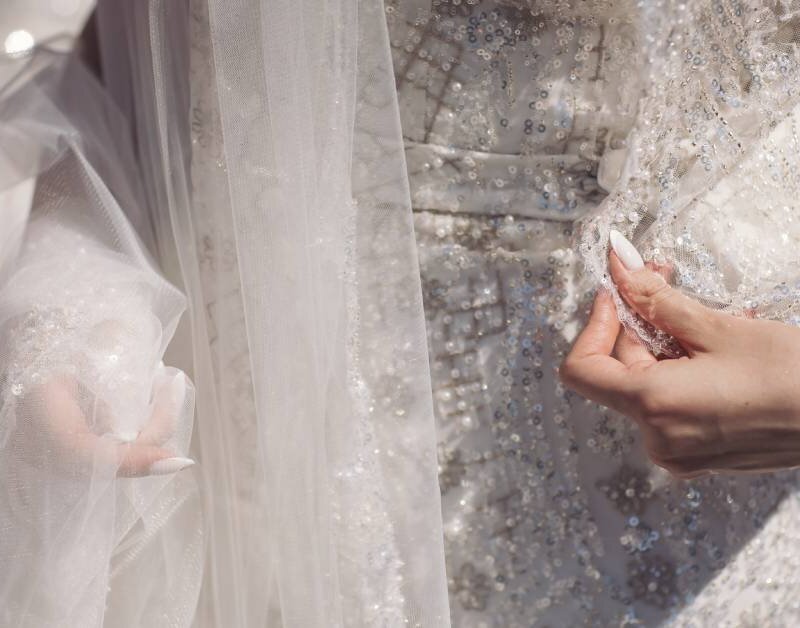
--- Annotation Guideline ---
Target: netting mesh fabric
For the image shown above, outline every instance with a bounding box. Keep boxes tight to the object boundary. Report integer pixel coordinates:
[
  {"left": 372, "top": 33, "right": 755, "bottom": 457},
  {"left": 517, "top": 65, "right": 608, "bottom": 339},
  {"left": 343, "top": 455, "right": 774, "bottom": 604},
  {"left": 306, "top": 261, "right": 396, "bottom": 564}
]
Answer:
[
  {"left": 97, "top": 0, "right": 451, "bottom": 624},
  {"left": 578, "top": 1, "right": 800, "bottom": 355},
  {"left": 0, "top": 53, "right": 200, "bottom": 628},
  {"left": 7, "top": 0, "right": 800, "bottom": 625}
]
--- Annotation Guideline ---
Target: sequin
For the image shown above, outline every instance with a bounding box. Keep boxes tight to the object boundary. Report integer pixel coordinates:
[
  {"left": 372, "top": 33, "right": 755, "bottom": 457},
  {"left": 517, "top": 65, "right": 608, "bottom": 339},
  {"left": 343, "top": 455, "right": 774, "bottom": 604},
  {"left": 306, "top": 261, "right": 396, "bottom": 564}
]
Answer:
[{"left": 388, "top": 1, "right": 800, "bottom": 625}]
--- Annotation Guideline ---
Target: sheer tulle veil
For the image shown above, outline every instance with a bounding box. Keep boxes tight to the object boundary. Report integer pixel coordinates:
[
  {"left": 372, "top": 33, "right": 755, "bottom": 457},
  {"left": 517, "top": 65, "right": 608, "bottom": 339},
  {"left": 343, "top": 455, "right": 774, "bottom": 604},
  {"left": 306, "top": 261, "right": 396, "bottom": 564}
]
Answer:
[
  {"left": 0, "top": 0, "right": 448, "bottom": 624},
  {"left": 0, "top": 49, "right": 200, "bottom": 628},
  {"left": 97, "top": 0, "right": 450, "bottom": 625}
]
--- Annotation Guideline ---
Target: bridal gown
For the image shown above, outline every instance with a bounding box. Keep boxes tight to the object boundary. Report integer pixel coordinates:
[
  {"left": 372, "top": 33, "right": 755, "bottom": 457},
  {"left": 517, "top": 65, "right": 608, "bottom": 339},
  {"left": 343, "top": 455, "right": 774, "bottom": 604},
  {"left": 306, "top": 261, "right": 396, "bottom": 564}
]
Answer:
[
  {"left": 388, "top": 1, "right": 800, "bottom": 626},
  {"left": 5, "top": 0, "right": 800, "bottom": 626}
]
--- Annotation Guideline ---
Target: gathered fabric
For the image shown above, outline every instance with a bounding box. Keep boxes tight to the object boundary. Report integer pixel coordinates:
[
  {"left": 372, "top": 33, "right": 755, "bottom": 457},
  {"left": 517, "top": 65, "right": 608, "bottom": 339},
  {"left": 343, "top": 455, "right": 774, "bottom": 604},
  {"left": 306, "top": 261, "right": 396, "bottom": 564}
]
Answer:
[{"left": 3, "top": 1, "right": 800, "bottom": 627}]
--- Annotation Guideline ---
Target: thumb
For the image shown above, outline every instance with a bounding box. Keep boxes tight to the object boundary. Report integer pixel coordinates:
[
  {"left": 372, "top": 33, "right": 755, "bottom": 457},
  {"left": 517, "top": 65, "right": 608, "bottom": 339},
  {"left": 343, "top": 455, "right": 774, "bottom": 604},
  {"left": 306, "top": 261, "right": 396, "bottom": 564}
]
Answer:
[
  {"left": 116, "top": 443, "right": 195, "bottom": 477},
  {"left": 608, "top": 230, "right": 720, "bottom": 353}
]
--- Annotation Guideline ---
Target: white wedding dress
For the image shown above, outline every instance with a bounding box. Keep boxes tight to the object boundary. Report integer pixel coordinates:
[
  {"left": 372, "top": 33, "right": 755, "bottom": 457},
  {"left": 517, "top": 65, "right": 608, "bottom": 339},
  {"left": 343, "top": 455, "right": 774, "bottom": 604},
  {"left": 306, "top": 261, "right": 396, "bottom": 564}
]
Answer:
[
  {"left": 387, "top": 1, "right": 800, "bottom": 625},
  {"left": 3, "top": 1, "right": 800, "bottom": 627}
]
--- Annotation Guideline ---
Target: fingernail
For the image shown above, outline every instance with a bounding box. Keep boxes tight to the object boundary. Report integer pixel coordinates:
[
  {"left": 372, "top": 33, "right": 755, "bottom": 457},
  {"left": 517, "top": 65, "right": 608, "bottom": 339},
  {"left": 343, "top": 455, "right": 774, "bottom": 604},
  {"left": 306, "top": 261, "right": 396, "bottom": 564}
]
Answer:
[
  {"left": 609, "top": 229, "right": 644, "bottom": 271},
  {"left": 112, "top": 431, "right": 140, "bottom": 444},
  {"left": 148, "top": 457, "right": 195, "bottom": 476}
]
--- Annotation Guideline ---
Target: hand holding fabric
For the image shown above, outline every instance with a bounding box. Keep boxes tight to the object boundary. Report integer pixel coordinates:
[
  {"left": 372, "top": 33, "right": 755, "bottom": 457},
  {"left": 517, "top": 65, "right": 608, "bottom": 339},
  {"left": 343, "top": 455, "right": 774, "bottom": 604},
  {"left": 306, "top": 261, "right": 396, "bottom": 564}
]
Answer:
[
  {"left": 561, "top": 235, "right": 800, "bottom": 477},
  {"left": 17, "top": 367, "right": 193, "bottom": 477}
]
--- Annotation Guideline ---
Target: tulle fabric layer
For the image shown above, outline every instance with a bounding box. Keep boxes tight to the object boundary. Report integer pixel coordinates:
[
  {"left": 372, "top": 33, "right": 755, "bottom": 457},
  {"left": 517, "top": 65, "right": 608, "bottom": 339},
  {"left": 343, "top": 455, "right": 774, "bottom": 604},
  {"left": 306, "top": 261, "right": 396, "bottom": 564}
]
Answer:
[
  {"left": 97, "top": 0, "right": 451, "bottom": 625},
  {"left": 0, "top": 54, "right": 200, "bottom": 627}
]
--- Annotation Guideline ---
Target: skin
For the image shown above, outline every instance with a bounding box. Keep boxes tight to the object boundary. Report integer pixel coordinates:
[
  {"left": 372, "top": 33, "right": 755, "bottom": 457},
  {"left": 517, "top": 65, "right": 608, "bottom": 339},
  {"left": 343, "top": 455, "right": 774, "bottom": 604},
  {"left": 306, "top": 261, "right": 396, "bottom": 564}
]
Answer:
[
  {"left": 13, "top": 370, "right": 182, "bottom": 477},
  {"left": 560, "top": 251, "right": 800, "bottom": 478}
]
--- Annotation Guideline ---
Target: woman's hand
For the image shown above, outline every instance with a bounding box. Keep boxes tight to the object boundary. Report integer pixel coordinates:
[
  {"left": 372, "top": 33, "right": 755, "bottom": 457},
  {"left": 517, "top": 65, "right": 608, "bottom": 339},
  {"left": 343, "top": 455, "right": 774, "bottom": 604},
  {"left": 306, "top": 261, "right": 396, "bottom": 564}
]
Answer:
[
  {"left": 15, "top": 367, "right": 194, "bottom": 478},
  {"left": 560, "top": 235, "right": 800, "bottom": 477}
]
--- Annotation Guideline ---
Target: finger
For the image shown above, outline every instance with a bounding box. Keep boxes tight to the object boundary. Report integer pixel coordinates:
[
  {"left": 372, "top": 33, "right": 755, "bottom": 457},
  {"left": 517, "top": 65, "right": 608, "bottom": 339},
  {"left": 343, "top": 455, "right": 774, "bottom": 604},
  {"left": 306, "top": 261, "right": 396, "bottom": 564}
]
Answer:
[
  {"left": 609, "top": 250, "right": 720, "bottom": 354},
  {"left": 40, "top": 377, "right": 92, "bottom": 438},
  {"left": 37, "top": 375, "right": 191, "bottom": 478},
  {"left": 138, "top": 369, "right": 188, "bottom": 446},
  {"left": 67, "top": 437, "right": 190, "bottom": 478},
  {"left": 613, "top": 260, "right": 661, "bottom": 366},
  {"left": 649, "top": 456, "right": 710, "bottom": 480},
  {"left": 656, "top": 450, "right": 800, "bottom": 477},
  {"left": 46, "top": 420, "right": 173, "bottom": 477},
  {"left": 569, "top": 290, "right": 619, "bottom": 359},
  {"left": 651, "top": 261, "right": 673, "bottom": 283},
  {"left": 614, "top": 327, "right": 656, "bottom": 367},
  {"left": 560, "top": 292, "right": 644, "bottom": 411},
  {"left": 115, "top": 443, "right": 179, "bottom": 477}
]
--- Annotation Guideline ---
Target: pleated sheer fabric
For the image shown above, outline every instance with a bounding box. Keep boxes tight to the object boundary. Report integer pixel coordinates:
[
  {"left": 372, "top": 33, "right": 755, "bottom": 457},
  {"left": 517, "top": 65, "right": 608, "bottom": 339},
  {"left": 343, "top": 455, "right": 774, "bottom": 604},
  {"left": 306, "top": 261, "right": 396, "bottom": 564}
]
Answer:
[
  {"left": 577, "top": 1, "right": 800, "bottom": 355},
  {"left": 0, "top": 53, "right": 200, "bottom": 627},
  {"left": 9, "top": 0, "right": 800, "bottom": 626},
  {"left": 96, "top": 0, "right": 450, "bottom": 626}
]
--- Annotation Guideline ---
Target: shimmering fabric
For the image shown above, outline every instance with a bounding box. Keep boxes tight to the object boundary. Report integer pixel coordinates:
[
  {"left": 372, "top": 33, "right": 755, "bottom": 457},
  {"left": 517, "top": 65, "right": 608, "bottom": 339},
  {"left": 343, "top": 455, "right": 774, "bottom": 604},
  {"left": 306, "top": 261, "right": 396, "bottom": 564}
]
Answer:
[
  {"left": 7, "top": 1, "right": 800, "bottom": 626},
  {"left": 577, "top": 1, "right": 800, "bottom": 355},
  {"left": 0, "top": 53, "right": 200, "bottom": 628},
  {"left": 98, "top": 0, "right": 450, "bottom": 624},
  {"left": 388, "top": 1, "right": 800, "bottom": 625},
  {"left": 392, "top": 0, "right": 639, "bottom": 220}
]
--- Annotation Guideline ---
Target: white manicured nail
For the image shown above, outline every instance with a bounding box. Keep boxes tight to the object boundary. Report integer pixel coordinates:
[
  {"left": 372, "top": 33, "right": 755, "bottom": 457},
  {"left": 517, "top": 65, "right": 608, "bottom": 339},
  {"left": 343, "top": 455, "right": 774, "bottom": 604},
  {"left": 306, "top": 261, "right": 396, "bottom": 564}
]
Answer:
[
  {"left": 609, "top": 229, "right": 644, "bottom": 270},
  {"left": 148, "top": 457, "right": 195, "bottom": 476},
  {"left": 112, "top": 431, "right": 139, "bottom": 444}
]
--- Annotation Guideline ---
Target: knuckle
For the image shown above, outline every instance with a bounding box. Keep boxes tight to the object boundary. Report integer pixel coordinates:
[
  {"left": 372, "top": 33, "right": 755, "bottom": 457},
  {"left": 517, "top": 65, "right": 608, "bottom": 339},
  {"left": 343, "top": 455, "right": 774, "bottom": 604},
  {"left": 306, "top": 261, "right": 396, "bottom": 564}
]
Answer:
[
  {"left": 650, "top": 439, "right": 689, "bottom": 464},
  {"left": 626, "top": 273, "right": 669, "bottom": 302},
  {"left": 642, "top": 277, "right": 671, "bottom": 303},
  {"left": 645, "top": 432, "right": 675, "bottom": 462},
  {"left": 643, "top": 417, "right": 710, "bottom": 463},
  {"left": 558, "top": 357, "right": 579, "bottom": 386},
  {"left": 636, "top": 386, "right": 669, "bottom": 418},
  {"left": 618, "top": 273, "right": 676, "bottom": 320}
]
